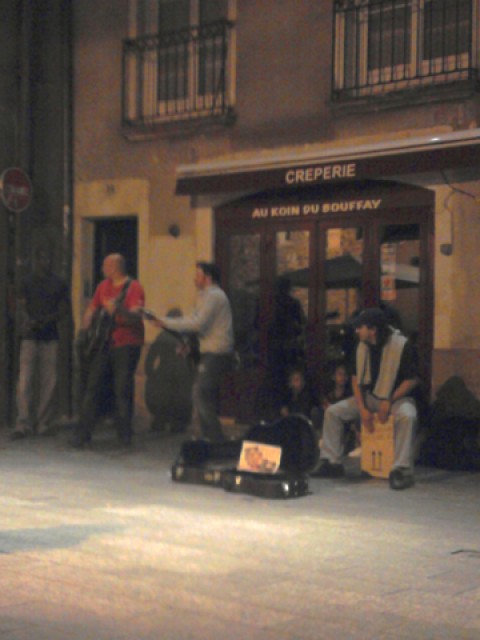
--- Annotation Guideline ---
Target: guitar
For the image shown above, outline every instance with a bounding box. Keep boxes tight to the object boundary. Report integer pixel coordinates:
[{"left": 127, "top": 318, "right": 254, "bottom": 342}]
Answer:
[
  {"left": 83, "top": 307, "right": 114, "bottom": 359},
  {"left": 140, "top": 308, "right": 200, "bottom": 366},
  {"left": 82, "top": 280, "right": 132, "bottom": 359}
]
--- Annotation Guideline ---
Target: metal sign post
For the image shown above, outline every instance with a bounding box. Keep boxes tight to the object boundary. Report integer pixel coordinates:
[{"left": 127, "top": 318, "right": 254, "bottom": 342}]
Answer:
[{"left": 0, "top": 167, "right": 32, "bottom": 426}]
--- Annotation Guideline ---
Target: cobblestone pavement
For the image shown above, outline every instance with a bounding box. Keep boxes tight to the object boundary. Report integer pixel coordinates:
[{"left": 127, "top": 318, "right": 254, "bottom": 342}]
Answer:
[{"left": 0, "top": 418, "right": 479, "bottom": 640}]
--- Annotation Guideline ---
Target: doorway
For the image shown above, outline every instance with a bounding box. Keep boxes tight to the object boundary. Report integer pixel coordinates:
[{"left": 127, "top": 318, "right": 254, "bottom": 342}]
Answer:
[
  {"left": 93, "top": 217, "right": 138, "bottom": 289},
  {"left": 88, "top": 216, "right": 138, "bottom": 416},
  {"left": 215, "top": 182, "right": 434, "bottom": 422}
]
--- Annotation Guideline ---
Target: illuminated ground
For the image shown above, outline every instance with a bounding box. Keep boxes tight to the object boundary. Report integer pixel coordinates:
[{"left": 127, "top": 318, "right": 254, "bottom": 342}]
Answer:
[{"left": 0, "top": 420, "right": 479, "bottom": 639}]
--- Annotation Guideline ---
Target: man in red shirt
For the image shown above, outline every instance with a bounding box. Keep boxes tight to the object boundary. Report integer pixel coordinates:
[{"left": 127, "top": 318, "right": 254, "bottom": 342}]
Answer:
[{"left": 71, "top": 254, "right": 145, "bottom": 448}]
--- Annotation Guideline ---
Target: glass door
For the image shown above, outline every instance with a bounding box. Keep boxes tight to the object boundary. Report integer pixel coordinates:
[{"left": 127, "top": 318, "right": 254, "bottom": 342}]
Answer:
[
  {"left": 219, "top": 229, "right": 263, "bottom": 422},
  {"left": 320, "top": 224, "right": 365, "bottom": 380},
  {"left": 273, "top": 227, "right": 311, "bottom": 373},
  {"left": 318, "top": 216, "right": 431, "bottom": 391},
  {"left": 379, "top": 222, "right": 420, "bottom": 338},
  {"left": 377, "top": 219, "right": 432, "bottom": 391},
  {"left": 216, "top": 194, "right": 433, "bottom": 423},
  {"left": 227, "top": 231, "right": 261, "bottom": 371}
]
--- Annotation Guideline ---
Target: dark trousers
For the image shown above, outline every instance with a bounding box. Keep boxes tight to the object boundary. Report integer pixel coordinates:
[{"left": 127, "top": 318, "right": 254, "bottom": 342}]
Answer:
[
  {"left": 79, "top": 344, "right": 141, "bottom": 441},
  {"left": 193, "top": 353, "right": 232, "bottom": 442}
]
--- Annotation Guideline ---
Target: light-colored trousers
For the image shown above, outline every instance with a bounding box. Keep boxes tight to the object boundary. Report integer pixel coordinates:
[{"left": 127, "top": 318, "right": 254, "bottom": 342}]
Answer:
[
  {"left": 15, "top": 339, "right": 58, "bottom": 434},
  {"left": 321, "top": 393, "right": 417, "bottom": 471}
]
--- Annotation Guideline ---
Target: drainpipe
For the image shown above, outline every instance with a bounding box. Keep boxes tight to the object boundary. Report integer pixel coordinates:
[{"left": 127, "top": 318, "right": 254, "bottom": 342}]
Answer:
[
  {"left": 61, "top": 0, "right": 74, "bottom": 416},
  {"left": 5, "top": 0, "right": 34, "bottom": 427}
]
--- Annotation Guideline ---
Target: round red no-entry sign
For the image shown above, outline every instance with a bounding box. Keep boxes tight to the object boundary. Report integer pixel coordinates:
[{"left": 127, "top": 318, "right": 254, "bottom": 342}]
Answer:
[{"left": 0, "top": 167, "right": 33, "bottom": 213}]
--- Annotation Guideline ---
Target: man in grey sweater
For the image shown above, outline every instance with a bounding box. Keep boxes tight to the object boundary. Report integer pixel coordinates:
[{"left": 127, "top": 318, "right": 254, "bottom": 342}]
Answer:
[{"left": 153, "top": 262, "right": 234, "bottom": 442}]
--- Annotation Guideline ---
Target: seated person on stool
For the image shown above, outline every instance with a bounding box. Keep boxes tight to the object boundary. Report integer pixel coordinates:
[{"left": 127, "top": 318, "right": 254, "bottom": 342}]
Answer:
[
  {"left": 280, "top": 366, "right": 318, "bottom": 422},
  {"left": 314, "top": 307, "right": 419, "bottom": 490}
]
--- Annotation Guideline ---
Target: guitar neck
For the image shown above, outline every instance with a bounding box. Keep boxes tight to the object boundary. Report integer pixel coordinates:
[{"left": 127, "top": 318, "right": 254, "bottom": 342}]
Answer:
[
  {"left": 140, "top": 308, "right": 199, "bottom": 364},
  {"left": 140, "top": 309, "right": 186, "bottom": 340}
]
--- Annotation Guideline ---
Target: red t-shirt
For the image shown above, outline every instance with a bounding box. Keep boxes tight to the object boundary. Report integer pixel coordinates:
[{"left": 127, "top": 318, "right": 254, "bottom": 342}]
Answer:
[{"left": 91, "top": 279, "right": 145, "bottom": 348}]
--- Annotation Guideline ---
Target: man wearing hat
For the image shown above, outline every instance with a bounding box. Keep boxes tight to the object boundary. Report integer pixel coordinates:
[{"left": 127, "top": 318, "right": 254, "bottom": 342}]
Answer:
[{"left": 315, "top": 307, "right": 419, "bottom": 490}]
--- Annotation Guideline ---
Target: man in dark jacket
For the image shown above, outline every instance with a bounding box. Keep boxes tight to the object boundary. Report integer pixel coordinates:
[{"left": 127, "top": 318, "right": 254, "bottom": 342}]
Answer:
[{"left": 12, "top": 247, "right": 70, "bottom": 439}]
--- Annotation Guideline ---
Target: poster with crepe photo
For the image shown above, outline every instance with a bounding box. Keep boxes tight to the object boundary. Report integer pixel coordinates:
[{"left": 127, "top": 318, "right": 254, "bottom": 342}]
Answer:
[{"left": 237, "top": 441, "right": 282, "bottom": 474}]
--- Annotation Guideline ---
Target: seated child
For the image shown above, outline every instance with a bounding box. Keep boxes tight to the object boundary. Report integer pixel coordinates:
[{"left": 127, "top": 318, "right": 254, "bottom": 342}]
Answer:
[
  {"left": 321, "top": 361, "right": 351, "bottom": 409},
  {"left": 320, "top": 361, "right": 358, "bottom": 454},
  {"left": 280, "top": 366, "right": 319, "bottom": 421}
]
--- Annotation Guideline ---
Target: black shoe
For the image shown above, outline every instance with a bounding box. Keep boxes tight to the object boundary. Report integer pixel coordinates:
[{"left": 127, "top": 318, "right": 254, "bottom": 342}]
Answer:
[
  {"left": 118, "top": 433, "right": 133, "bottom": 448},
  {"left": 38, "top": 424, "right": 59, "bottom": 437},
  {"left": 10, "top": 430, "right": 28, "bottom": 441},
  {"left": 310, "top": 460, "right": 345, "bottom": 478},
  {"left": 389, "top": 468, "right": 415, "bottom": 491},
  {"left": 69, "top": 432, "right": 91, "bottom": 449}
]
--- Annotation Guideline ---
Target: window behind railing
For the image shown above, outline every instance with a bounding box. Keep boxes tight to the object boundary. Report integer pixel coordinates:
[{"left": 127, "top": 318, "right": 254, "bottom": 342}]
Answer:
[
  {"left": 333, "top": 0, "right": 476, "bottom": 101},
  {"left": 123, "top": 6, "right": 233, "bottom": 127}
]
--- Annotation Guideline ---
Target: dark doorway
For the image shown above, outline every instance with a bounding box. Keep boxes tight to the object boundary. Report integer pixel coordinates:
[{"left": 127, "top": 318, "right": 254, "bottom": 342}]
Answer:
[
  {"left": 93, "top": 217, "right": 138, "bottom": 289},
  {"left": 91, "top": 216, "right": 138, "bottom": 418}
]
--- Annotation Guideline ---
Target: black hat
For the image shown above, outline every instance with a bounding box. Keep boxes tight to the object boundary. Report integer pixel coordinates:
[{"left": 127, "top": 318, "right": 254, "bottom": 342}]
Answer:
[{"left": 351, "top": 308, "right": 387, "bottom": 330}]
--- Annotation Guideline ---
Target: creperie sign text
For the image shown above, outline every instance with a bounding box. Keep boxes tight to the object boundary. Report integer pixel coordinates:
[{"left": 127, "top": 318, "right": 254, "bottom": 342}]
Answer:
[
  {"left": 285, "top": 162, "right": 357, "bottom": 185},
  {"left": 251, "top": 199, "right": 382, "bottom": 219}
]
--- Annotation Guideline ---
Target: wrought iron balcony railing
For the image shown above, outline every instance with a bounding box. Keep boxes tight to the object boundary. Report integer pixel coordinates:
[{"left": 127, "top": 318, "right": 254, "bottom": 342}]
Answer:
[
  {"left": 122, "top": 19, "right": 233, "bottom": 129},
  {"left": 332, "top": 0, "right": 478, "bottom": 102}
]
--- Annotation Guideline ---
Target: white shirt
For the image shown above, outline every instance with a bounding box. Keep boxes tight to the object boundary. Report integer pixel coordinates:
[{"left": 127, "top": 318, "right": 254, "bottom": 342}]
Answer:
[{"left": 161, "top": 284, "right": 234, "bottom": 355}]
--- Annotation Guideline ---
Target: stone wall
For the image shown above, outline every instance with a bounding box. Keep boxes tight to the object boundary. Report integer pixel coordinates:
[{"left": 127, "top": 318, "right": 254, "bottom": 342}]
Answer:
[{"left": 432, "top": 349, "right": 480, "bottom": 401}]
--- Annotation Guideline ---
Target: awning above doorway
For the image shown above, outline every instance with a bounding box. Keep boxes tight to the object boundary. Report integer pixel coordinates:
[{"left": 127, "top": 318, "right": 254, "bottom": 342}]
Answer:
[{"left": 176, "top": 128, "right": 480, "bottom": 196}]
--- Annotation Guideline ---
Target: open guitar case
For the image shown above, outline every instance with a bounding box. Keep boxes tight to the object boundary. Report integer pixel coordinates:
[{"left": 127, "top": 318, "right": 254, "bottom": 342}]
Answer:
[{"left": 171, "top": 414, "right": 319, "bottom": 499}]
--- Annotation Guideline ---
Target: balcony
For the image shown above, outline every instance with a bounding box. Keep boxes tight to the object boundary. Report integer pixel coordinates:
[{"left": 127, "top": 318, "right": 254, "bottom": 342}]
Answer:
[
  {"left": 122, "top": 19, "right": 235, "bottom": 139},
  {"left": 332, "top": 0, "right": 479, "bottom": 112}
]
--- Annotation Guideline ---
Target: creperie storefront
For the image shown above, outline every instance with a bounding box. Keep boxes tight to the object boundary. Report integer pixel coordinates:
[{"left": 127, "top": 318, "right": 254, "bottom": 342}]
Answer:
[{"left": 176, "top": 132, "right": 480, "bottom": 421}]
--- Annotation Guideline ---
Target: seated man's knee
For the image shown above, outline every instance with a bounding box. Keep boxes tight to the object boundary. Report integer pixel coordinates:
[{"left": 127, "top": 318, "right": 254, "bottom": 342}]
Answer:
[
  {"left": 325, "top": 403, "right": 336, "bottom": 418},
  {"left": 326, "top": 401, "right": 345, "bottom": 420},
  {"left": 394, "top": 401, "right": 417, "bottom": 423}
]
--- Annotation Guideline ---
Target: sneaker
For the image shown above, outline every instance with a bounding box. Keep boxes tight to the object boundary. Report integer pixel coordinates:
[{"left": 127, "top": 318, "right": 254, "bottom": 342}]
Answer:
[
  {"left": 38, "top": 424, "right": 59, "bottom": 437},
  {"left": 348, "top": 446, "right": 362, "bottom": 458},
  {"left": 310, "top": 459, "right": 345, "bottom": 478},
  {"left": 389, "top": 468, "right": 415, "bottom": 491}
]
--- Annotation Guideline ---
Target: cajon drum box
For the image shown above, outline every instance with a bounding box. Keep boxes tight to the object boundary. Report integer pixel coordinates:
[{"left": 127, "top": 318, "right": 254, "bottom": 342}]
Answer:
[{"left": 361, "top": 415, "right": 394, "bottom": 478}]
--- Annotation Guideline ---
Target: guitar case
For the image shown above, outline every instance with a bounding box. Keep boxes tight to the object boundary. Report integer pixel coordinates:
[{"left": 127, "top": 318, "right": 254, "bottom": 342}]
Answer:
[
  {"left": 243, "top": 414, "right": 319, "bottom": 474},
  {"left": 221, "top": 469, "right": 309, "bottom": 499},
  {"left": 171, "top": 414, "right": 318, "bottom": 499},
  {"left": 171, "top": 461, "right": 226, "bottom": 488},
  {"left": 171, "top": 439, "right": 243, "bottom": 488},
  {"left": 221, "top": 414, "right": 316, "bottom": 499}
]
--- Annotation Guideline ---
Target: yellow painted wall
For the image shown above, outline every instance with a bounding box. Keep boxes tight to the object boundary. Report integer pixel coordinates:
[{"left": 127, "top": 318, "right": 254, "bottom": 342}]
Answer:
[
  {"left": 432, "top": 181, "right": 480, "bottom": 349},
  {"left": 73, "top": 178, "right": 215, "bottom": 416}
]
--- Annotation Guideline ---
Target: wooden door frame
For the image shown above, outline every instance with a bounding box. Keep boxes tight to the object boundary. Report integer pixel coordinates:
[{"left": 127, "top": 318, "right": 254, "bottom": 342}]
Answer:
[{"left": 215, "top": 181, "right": 435, "bottom": 419}]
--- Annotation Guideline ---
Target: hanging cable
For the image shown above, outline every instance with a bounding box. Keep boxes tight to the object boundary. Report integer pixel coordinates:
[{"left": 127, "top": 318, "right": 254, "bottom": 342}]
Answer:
[{"left": 441, "top": 171, "right": 477, "bottom": 200}]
